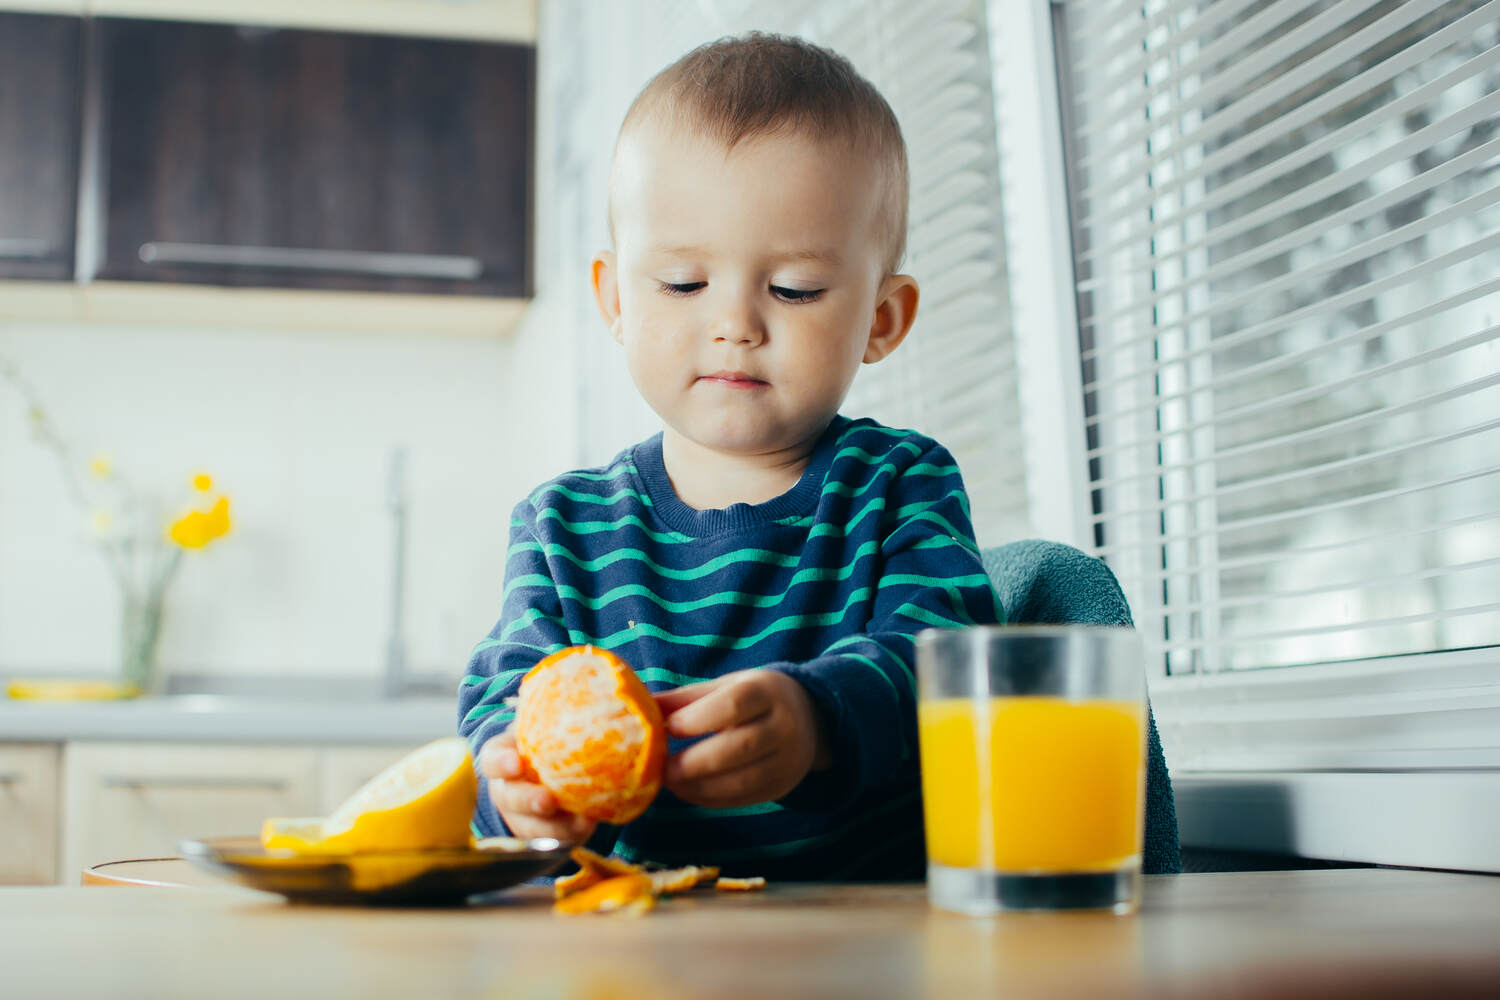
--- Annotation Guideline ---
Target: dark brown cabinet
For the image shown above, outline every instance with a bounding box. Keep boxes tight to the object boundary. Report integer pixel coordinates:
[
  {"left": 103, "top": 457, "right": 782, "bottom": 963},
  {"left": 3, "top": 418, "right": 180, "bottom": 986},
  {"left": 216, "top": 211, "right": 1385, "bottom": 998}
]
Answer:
[
  {"left": 0, "top": 12, "right": 82, "bottom": 282},
  {"left": 92, "top": 18, "right": 533, "bottom": 297}
]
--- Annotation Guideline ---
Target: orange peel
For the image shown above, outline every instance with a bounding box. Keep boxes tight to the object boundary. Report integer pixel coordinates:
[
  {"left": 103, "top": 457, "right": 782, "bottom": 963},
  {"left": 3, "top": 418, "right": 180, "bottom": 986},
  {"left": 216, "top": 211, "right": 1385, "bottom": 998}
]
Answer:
[
  {"left": 553, "top": 873, "right": 656, "bottom": 916},
  {"left": 715, "top": 876, "right": 767, "bottom": 892}
]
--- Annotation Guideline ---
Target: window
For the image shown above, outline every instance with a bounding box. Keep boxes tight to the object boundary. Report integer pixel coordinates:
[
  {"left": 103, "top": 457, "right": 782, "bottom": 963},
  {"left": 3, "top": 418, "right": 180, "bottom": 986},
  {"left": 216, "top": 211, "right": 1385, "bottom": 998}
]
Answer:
[
  {"left": 1016, "top": 0, "right": 1500, "bottom": 869},
  {"left": 1057, "top": 0, "right": 1500, "bottom": 676}
]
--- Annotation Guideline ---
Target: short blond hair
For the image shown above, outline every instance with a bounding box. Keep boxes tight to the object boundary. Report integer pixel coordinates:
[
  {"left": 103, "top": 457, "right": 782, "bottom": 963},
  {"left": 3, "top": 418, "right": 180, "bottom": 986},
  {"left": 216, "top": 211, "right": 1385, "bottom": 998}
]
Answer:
[{"left": 613, "top": 32, "right": 910, "bottom": 273}]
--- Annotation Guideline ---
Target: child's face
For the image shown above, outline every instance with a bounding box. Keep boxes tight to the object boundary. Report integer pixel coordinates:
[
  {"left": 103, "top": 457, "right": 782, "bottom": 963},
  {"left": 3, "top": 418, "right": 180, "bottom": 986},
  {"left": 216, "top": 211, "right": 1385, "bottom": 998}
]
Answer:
[{"left": 593, "top": 122, "right": 916, "bottom": 461}]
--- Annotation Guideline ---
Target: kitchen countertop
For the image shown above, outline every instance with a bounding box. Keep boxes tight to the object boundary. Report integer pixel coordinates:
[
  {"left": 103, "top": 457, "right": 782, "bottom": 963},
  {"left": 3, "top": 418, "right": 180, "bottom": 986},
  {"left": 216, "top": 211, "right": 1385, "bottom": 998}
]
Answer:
[
  {"left": 4, "top": 868, "right": 1500, "bottom": 998},
  {"left": 0, "top": 693, "right": 457, "bottom": 744}
]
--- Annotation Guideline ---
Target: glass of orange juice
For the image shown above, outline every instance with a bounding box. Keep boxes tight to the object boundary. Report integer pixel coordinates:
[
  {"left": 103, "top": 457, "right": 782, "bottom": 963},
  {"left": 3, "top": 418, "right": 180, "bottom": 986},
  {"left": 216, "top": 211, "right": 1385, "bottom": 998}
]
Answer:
[{"left": 916, "top": 625, "right": 1146, "bottom": 915}]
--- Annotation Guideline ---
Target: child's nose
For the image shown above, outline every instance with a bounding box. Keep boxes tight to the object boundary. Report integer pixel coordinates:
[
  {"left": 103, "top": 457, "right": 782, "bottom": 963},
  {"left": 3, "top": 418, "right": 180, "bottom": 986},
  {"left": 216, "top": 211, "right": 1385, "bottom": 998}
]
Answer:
[{"left": 711, "top": 298, "right": 766, "bottom": 347}]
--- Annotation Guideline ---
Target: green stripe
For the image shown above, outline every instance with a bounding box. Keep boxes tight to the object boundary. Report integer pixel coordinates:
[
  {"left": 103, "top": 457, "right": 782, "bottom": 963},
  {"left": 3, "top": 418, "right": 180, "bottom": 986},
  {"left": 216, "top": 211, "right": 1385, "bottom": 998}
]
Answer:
[
  {"left": 895, "top": 488, "right": 971, "bottom": 522},
  {"left": 499, "top": 607, "right": 582, "bottom": 642},
  {"left": 536, "top": 508, "right": 692, "bottom": 543},
  {"left": 462, "top": 703, "right": 513, "bottom": 727},
  {"left": 591, "top": 586, "right": 875, "bottom": 651},
  {"left": 808, "top": 495, "right": 886, "bottom": 540},
  {"left": 829, "top": 441, "right": 924, "bottom": 466},
  {"left": 529, "top": 483, "right": 654, "bottom": 508},
  {"left": 891, "top": 601, "right": 973, "bottom": 630},
  {"left": 825, "top": 634, "right": 915, "bottom": 688},
  {"left": 537, "top": 541, "right": 879, "bottom": 617},
  {"left": 876, "top": 572, "right": 992, "bottom": 592},
  {"left": 523, "top": 541, "right": 802, "bottom": 580},
  {"left": 632, "top": 666, "right": 715, "bottom": 687},
  {"left": 564, "top": 462, "right": 637, "bottom": 482},
  {"left": 474, "top": 667, "right": 531, "bottom": 701},
  {"left": 469, "top": 637, "right": 566, "bottom": 658}
]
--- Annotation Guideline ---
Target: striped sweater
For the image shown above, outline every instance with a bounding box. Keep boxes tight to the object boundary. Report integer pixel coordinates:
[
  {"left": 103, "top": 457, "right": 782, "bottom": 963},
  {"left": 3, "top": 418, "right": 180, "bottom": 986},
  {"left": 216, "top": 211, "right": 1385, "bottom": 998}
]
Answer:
[{"left": 458, "top": 415, "right": 1004, "bottom": 880}]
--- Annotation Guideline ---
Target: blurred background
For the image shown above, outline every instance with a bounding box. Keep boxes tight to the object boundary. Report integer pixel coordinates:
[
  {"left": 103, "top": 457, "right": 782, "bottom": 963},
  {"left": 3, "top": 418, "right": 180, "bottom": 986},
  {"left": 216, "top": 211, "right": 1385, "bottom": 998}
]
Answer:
[{"left": 1, "top": 0, "right": 1496, "bottom": 882}]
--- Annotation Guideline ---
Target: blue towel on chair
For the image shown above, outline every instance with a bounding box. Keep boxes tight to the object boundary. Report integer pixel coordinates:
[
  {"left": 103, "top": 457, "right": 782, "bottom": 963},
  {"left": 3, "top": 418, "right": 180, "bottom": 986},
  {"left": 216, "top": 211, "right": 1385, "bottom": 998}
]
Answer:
[{"left": 980, "top": 539, "right": 1182, "bottom": 875}]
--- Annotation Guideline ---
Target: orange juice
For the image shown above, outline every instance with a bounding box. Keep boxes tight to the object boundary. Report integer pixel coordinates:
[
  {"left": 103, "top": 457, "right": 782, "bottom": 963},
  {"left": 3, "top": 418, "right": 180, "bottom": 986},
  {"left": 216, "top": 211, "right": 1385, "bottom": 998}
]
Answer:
[{"left": 918, "top": 696, "right": 1144, "bottom": 873}]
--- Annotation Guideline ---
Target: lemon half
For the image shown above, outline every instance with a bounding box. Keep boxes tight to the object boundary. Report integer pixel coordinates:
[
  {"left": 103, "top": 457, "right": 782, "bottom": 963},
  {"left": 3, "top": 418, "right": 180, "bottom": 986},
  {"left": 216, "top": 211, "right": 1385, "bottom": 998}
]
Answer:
[{"left": 261, "top": 737, "right": 477, "bottom": 854}]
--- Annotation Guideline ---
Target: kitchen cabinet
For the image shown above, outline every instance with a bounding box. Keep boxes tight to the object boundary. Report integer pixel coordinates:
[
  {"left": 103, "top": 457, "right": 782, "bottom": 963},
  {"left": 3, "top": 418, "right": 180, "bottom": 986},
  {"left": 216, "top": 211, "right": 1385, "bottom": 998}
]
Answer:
[
  {"left": 53, "top": 740, "right": 422, "bottom": 884},
  {"left": 0, "top": 743, "right": 61, "bottom": 884},
  {"left": 85, "top": 1, "right": 534, "bottom": 42},
  {"left": 61, "top": 742, "right": 319, "bottom": 883},
  {"left": 0, "top": 11, "right": 82, "bottom": 282},
  {"left": 90, "top": 17, "right": 533, "bottom": 297}
]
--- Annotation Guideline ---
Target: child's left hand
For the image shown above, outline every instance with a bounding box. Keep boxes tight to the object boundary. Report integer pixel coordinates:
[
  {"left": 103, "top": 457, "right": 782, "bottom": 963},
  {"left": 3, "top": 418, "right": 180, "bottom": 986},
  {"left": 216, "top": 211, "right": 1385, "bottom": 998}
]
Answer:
[{"left": 654, "top": 669, "right": 833, "bottom": 809}]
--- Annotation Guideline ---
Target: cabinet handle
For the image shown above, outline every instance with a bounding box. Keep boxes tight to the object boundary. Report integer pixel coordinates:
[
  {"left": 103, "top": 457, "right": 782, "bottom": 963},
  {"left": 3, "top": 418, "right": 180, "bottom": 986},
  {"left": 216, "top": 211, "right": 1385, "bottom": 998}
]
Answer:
[
  {"left": 0, "top": 238, "right": 53, "bottom": 260},
  {"left": 137, "top": 242, "right": 483, "bottom": 280},
  {"left": 101, "top": 775, "right": 290, "bottom": 793}
]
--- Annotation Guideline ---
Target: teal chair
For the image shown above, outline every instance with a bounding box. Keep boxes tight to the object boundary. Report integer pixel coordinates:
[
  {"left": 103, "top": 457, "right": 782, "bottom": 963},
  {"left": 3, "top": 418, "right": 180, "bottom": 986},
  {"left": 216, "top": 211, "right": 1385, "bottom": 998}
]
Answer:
[{"left": 980, "top": 539, "right": 1181, "bottom": 875}]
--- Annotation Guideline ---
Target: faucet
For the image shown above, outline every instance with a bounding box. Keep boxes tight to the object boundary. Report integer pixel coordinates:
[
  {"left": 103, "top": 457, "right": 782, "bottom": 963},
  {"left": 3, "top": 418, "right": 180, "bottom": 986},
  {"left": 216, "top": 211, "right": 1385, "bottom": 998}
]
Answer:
[{"left": 384, "top": 446, "right": 408, "bottom": 698}]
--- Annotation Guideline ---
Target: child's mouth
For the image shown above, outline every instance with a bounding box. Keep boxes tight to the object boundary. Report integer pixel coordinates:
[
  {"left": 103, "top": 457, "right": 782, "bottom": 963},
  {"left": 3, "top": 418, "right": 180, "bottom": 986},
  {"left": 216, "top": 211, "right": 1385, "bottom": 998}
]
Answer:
[{"left": 698, "top": 370, "right": 768, "bottom": 389}]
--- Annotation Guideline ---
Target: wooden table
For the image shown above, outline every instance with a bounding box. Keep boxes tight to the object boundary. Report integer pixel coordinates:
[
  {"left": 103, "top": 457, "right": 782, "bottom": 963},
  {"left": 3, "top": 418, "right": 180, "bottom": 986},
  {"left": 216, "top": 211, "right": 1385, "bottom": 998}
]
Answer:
[{"left": 5, "top": 868, "right": 1500, "bottom": 998}]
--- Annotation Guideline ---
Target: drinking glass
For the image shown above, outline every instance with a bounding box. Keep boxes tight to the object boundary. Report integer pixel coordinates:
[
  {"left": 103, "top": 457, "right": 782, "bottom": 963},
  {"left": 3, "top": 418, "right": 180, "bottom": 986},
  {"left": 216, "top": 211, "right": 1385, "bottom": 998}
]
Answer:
[{"left": 916, "top": 625, "right": 1147, "bottom": 915}]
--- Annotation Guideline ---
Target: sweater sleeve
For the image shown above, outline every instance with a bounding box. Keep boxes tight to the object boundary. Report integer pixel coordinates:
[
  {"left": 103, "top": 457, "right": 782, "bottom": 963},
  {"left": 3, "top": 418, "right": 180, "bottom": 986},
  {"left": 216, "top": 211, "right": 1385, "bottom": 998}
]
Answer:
[
  {"left": 457, "top": 502, "right": 574, "bottom": 837},
  {"left": 770, "top": 442, "right": 1004, "bottom": 814}
]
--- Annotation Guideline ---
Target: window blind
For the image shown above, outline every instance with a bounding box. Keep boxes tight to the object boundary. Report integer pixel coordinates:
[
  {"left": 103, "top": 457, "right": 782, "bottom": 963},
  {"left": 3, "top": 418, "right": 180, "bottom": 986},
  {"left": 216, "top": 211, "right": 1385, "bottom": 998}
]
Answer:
[
  {"left": 551, "top": 0, "right": 1027, "bottom": 546},
  {"left": 1054, "top": 0, "right": 1500, "bottom": 674}
]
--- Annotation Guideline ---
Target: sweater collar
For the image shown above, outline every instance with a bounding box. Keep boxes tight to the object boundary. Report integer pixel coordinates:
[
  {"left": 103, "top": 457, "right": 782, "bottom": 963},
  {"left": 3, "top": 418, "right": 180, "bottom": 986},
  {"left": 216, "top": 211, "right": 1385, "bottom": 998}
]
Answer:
[{"left": 632, "top": 417, "right": 849, "bottom": 536}]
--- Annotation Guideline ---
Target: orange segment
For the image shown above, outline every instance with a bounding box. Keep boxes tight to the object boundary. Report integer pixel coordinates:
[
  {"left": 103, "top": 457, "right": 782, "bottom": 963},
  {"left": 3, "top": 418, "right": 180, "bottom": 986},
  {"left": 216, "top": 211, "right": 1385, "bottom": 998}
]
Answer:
[{"left": 513, "top": 646, "right": 667, "bottom": 825}]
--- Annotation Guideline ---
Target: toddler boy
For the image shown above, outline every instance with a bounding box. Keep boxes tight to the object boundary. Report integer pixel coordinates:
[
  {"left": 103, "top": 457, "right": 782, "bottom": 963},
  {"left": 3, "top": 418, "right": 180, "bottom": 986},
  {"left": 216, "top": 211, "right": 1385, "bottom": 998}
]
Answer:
[{"left": 458, "top": 32, "right": 1003, "bottom": 880}]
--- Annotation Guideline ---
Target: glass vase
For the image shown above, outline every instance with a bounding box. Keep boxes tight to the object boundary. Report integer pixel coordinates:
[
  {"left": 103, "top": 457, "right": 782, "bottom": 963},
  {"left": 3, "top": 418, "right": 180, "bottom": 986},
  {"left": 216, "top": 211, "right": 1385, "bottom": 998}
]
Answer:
[{"left": 120, "top": 590, "right": 166, "bottom": 695}]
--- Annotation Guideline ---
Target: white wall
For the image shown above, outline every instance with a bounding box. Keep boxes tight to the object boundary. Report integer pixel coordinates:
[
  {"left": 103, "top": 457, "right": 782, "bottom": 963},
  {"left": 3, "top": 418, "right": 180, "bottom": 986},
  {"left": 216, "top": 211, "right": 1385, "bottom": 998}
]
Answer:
[{"left": 0, "top": 310, "right": 576, "bottom": 681}]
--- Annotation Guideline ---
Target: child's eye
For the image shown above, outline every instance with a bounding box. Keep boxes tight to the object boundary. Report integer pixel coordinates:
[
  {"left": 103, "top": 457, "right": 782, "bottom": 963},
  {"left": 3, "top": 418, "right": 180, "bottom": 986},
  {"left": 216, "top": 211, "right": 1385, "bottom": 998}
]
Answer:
[
  {"left": 771, "top": 286, "right": 824, "bottom": 303},
  {"left": 657, "top": 281, "right": 706, "bottom": 296}
]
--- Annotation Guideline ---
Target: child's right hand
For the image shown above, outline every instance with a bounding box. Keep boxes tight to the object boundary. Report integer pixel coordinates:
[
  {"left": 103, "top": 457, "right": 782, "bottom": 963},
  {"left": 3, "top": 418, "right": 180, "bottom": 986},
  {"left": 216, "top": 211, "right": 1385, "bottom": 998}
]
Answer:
[{"left": 477, "top": 730, "right": 598, "bottom": 844}]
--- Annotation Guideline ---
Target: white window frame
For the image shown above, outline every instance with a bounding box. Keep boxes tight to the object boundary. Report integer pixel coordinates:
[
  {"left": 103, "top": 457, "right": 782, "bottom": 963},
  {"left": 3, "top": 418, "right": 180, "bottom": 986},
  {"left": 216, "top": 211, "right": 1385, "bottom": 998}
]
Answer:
[{"left": 992, "top": 0, "right": 1500, "bottom": 872}]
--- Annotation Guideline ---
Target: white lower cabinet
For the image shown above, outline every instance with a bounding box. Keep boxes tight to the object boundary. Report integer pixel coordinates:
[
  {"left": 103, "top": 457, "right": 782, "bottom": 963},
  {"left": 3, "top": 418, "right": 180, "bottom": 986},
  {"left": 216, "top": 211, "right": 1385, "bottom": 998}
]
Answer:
[
  {"left": 62, "top": 742, "right": 320, "bottom": 884},
  {"left": 5, "top": 740, "right": 422, "bottom": 885},
  {"left": 0, "top": 743, "right": 61, "bottom": 884}
]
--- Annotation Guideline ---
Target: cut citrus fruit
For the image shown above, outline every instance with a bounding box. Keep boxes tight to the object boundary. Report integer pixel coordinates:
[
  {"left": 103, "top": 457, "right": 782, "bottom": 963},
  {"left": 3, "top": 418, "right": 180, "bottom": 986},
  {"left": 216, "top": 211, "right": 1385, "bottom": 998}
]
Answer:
[
  {"left": 261, "top": 817, "right": 341, "bottom": 854},
  {"left": 259, "top": 737, "right": 477, "bottom": 855},
  {"left": 321, "top": 736, "right": 477, "bottom": 852},
  {"left": 513, "top": 645, "right": 666, "bottom": 825}
]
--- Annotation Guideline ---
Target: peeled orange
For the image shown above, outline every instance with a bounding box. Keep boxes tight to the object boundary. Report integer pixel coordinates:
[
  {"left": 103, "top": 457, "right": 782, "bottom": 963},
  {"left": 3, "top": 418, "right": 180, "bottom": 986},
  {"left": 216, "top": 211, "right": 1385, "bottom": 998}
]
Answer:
[
  {"left": 513, "top": 645, "right": 667, "bottom": 825},
  {"left": 260, "top": 736, "right": 477, "bottom": 854}
]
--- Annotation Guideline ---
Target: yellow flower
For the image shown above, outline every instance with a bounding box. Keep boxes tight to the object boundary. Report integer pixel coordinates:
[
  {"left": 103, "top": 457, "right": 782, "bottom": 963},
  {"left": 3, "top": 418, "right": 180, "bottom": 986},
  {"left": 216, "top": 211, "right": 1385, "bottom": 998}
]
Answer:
[
  {"left": 192, "top": 473, "right": 213, "bottom": 492},
  {"left": 89, "top": 454, "right": 114, "bottom": 479},
  {"left": 90, "top": 510, "right": 113, "bottom": 537},
  {"left": 168, "top": 496, "right": 232, "bottom": 550}
]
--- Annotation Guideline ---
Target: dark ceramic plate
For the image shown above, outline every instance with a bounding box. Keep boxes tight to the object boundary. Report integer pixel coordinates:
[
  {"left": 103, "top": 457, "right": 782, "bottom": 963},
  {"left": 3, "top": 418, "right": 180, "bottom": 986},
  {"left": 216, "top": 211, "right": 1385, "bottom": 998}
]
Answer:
[{"left": 179, "top": 835, "right": 572, "bottom": 905}]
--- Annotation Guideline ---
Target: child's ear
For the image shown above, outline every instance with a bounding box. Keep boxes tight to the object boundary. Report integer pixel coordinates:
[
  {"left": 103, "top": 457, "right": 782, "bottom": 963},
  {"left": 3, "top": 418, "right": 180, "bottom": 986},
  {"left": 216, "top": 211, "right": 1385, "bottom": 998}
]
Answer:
[
  {"left": 591, "top": 251, "right": 624, "bottom": 344},
  {"left": 863, "top": 274, "right": 919, "bottom": 364}
]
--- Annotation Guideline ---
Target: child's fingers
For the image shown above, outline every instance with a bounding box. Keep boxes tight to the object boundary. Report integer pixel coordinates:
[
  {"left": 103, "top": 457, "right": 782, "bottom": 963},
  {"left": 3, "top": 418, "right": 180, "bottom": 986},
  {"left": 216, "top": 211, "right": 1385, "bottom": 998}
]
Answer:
[
  {"left": 652, "top": 679, "right": 720, "bottom": 717},
  {"left": 665, "top": 756, "right": 774, "bottom": 810},
  {"left": 477, "top": 731, "right": 523, "bottom": 780},
  {"left": 665, "top": 721, "right": 776, "bottom": 784},
  {"left": 491, "top": 777, "right": 559, "bottom": 818},
  {"left": 663, "top": 673, "right": 770, "bottom": 737}
]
